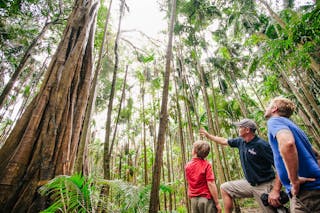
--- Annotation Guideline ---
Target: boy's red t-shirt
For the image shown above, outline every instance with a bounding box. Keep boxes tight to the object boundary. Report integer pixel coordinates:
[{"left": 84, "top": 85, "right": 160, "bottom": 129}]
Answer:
[{"left": 185, "top": 157, "right": 215, "bottom": 199}]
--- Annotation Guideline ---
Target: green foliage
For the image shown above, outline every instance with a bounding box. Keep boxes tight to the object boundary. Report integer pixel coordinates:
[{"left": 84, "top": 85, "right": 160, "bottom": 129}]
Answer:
[
  {"left": 264, "top": 24, "right": 278, "bottom": 39},
  {"left": 107, "top": 180, "right": 150, "bottom": 213},
  {"left": 39, "top": 176, "right": 154, "bottom": 213},
  {"left": 0, "top": 118, "right": 13, "bottom": 136},
  {"left": 137, "top": 54, "right": 155, "bottom": 63},
  {"left": 218, "top": 46, "right": 232, "bottom": 60},
  {"left": 178, "top": 0, "right": 220, "bottom": 29},
  {"left": 151, "top": 77, "right": 162, "bottom": 90},
  {"left": 119, "top": 97, "right": 133, "bottom": 122},
  {"left": 246, "top": 5, "right": 320, "bottom": 72},
  {"left": 136, "top": 70, "right": 146, "bottom": 83},
  {"left": 39, "top": 174, "right": 106, "bottom": 213},
  {"left": 291, "top": 7, "right": 320, "bottom": 44},
  {"left": 95, "top": 0, "right": 109, "bottom": 49},
  {"left": 247, "top": 58, "right": 259, "bottom": 75},
  {"left": 23, "top": 85, "right": 31, "bottom": 97},
  {"left": 259, "top": 74, "right": 281, "bottom": 97}
]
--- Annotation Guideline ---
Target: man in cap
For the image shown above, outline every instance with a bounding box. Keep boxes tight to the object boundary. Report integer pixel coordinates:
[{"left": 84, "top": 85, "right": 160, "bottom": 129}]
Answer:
[{"left": 200, "top": 118, "right": 282, "bottom": 213}]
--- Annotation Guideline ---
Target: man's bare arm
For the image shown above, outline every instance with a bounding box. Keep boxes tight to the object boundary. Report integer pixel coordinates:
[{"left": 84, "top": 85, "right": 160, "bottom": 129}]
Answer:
[
  {"left": 200, "top": 128, "right": 228, "bottom": 146},
  {"left": 277, "top": 129, "right": 299, "bottom": 183},
  {"left": 276, "top": 129, "right": 315, "bottom": 195},
  {"left": 268, "top": 175, "right": 281, "bottom": 207}
]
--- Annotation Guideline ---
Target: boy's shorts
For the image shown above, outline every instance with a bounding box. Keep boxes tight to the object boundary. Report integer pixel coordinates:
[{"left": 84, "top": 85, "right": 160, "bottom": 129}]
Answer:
[{"left": 191, "top": 196, "right": 217, "bottom": 213}]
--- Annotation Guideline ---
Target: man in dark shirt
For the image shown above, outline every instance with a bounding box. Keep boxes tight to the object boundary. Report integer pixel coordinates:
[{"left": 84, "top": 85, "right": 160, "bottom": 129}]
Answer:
[{"left": 200, "top": 118, "right": 282, "bottom": 213}]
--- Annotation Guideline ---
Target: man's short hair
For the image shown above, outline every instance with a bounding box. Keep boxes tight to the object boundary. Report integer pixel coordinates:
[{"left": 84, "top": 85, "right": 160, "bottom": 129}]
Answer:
[
  {"left": 233, "top": 118, "right": 258, "bottom": 132},
  {"left": 272, "top": 97, "right": 296, "bottom": 118},
  {"left": 193, "top": 140, "right": 210, "bottom": 159}
]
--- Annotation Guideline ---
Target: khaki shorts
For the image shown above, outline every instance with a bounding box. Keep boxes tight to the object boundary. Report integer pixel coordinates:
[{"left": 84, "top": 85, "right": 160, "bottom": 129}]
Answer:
[
  {"left": 220, "top": 179, "right": 274, "bottom": 213},
  {"left": 191, "top": 197, "right": 217, "bottom": 213},
  {"left": 290, "top": 189, "right": 320, "bottom": 213}
]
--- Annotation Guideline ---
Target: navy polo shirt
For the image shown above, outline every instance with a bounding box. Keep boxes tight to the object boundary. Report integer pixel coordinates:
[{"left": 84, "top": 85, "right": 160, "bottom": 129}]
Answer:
[{"left": 228, "top": 136, "right": 275, "bottom": 185}]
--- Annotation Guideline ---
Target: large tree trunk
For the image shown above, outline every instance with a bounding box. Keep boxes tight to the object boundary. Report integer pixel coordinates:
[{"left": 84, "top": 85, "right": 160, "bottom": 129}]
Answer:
[
  {"left": 149, "top": 0, "right": 176, "bottom": 211},
  {"left": 75, "top": 0, "right": 113, "bottom": 175},
  {"left": 0, "top": 0, "right": 99, "bottom": 212}
]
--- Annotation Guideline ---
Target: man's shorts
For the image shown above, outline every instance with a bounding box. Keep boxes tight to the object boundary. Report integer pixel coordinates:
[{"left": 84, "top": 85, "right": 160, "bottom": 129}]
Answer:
[
  {"left": 290, "top": 189, "right": 320, "bottom": 213},
  {"left": 220, "top": 179, "right": 274, "bottom": 213}
]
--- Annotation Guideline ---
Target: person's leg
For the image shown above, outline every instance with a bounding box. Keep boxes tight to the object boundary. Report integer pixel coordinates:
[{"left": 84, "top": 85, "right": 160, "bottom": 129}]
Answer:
[
  {"left": 251, "top": 180, "right": 275, "bottom": 213},
  {"left": 191, "top": 197, "right": 200, "bottom": 213},
  {"left": 220, "top": 187, "right": 233, "bottom": 213},
  {"left": 290, "top": 189, "right": 320, "bottom": 213},
  {"left": 220, "top": 179, "right": 253, "bottom": 213},
  {"left": 203, "top": 198, "right": 217, "bottom": 213},
  {"left": 196, "top": 197, "right": 214, "bottom": 213}
]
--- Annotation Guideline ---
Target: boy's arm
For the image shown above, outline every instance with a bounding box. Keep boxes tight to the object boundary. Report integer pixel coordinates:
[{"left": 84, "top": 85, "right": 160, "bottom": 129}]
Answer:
[{"left": 207, "top": 180, "right": 221, "bottom": 212}]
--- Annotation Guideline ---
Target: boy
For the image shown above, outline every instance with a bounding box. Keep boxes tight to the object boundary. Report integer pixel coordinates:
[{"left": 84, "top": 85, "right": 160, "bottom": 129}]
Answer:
[{"left": 185, "top": 140, "right": 221, "bottom": 213}]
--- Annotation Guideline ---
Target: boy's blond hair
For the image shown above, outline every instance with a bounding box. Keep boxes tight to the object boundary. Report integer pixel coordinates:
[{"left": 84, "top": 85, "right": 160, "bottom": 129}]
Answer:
[{"left": 193, "top": 140, "right": 210, "bottom": 159}]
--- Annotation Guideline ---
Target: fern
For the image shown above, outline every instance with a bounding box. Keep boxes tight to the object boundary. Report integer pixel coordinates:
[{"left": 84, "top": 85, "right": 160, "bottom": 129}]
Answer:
[
  {"left": 39, "top": 174, "right": 106, "bottom": 213},
  {"left": 106, "top": 180, "right": 150, "bottom": 213}
]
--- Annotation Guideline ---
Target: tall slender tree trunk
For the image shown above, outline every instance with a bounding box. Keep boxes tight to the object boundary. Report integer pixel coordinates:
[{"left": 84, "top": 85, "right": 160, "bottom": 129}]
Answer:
[
  {"left": 103, "top": 0, "right": 125, "bottom": 188},
  {"left": 0, "top": 18, "right": 62, "bottom": 109},
  {"left": 0, "top": 0, "right": 99, "bottom": 211},
  {"left": 0, "top": 57, "right": 48, "bottom": 143},
  {"left": 210, "top": 78, "right": 231, "bottom": 183},
  {"left": 161, "top": 163, "right": 167, "bottom": 211},
  {"left": 177, "top": 57, "right": 196, "bottom": 144},
  {"left": 229, "top": 67, "right": 249, "bottom": 118},
  {"left": 297, "top": 109, "right": 320, "bottom": 148},
  {"left": 294, "top": 69, "right": 320, "bottom": 119},
  {"left": 141, "top": 75, "right": 148, "bottom": 185},
  {"left": 149, "top": 0, "right": 176, "bottom": 211},
  {"left": 278, "top": 64, "right": 320, "bottom": 131},
  {"left": 165, "top": 133, "right": 173, "bottom": 211},
  {"left": 169, "top": 133, "right": 178, "bottom": 210},
  {"left": 199, "top": 66, "right": 226, "bottom": 184},
  {"left": 174, "top": 76, "right": 191, "bottom": 213},
  {"left": 109, "top": 65, "right": 128, "bottom": 157}
]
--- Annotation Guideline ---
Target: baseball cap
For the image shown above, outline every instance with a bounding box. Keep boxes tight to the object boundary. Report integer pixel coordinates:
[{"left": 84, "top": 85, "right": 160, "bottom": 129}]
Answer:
[{"left": 233, "top": 118, "right": 257, "bottom": 131}]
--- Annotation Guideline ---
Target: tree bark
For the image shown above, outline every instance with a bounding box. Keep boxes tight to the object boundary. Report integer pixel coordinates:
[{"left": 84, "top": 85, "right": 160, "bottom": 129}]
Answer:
[
  {"left": 149, "top": 0, "right": 176, "bottom": 211},
  {"left": 0, "top": 0, "right": 99, "bottom": 211},
  {"left": 165, "top": 132, "right": 173, "bottom": 211},
  {"left": 199, "top": 66, "right": 226, "bottom": 184},
  {"left": 103, "top": 0, "right": 125, "bottom": 185},
  {"left": 278, "top": 64, "right": 320, "bottom": 131},
  {"left": 174, "top": 75, "right": 191, "bottom": 213},
  {"left": 75, "top": 0, "right": 113, "bottom": 175},
  {"left": 141, "top": 77, "right": 148, "bottom": 185}
]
